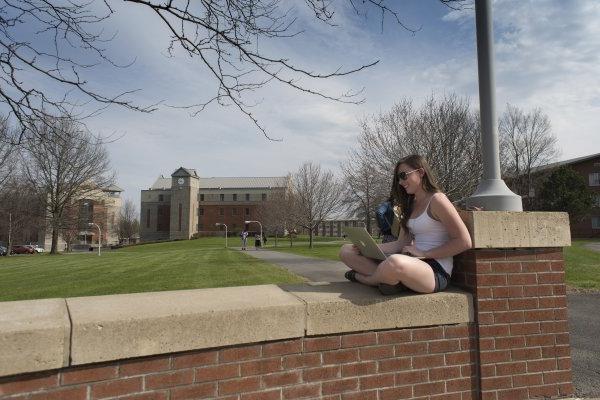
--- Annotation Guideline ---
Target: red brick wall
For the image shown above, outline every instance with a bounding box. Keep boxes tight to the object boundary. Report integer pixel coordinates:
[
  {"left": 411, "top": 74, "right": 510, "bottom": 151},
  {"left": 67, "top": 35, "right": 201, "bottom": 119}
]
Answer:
[
  {"left": 453, "top": 248, "right": 573, "bottom": 400},
  {"left": 0, "top": 325, "right": 477, "bottom": 400}
]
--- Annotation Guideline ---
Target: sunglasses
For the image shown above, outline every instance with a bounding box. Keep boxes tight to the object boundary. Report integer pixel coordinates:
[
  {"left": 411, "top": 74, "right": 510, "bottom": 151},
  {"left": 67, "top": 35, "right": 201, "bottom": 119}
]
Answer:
[{"left": 397, "top": 168, "right": 422, "bottom": 181}]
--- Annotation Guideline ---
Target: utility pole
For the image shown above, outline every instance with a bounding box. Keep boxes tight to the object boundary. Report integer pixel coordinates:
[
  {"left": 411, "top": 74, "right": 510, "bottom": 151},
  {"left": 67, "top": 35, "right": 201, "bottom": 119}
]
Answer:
[{"left": 466, "top": 0, "right": 522, "bottom": 211}]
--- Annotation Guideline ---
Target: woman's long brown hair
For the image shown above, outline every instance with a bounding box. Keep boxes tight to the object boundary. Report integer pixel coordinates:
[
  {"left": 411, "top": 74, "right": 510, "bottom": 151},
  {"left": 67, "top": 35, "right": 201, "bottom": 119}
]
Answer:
[{"left": 390, "top": 154, "right": 442, "bottom": 232}]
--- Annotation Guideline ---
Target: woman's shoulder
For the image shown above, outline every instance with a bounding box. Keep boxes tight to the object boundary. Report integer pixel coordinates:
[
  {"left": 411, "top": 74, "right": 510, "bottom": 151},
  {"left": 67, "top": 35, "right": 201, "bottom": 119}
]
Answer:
[
  {"left": 430, "top": 192, "right": 450, "bottom": 204},
  {"left": 429, "top": 192, "right": 454, "bottom": 218}
]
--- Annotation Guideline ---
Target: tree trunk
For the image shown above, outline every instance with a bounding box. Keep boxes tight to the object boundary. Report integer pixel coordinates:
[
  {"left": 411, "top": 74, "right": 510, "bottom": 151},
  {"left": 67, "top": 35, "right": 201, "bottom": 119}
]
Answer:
[
  {"left": 51, "top": 228, "right": 59, "bottom": 254},
  {"left": 7, "top": 213, "right": 12, "bottom": 256},
  {"left": 309, "top": 229, "right": 313, "bottom": 249}
]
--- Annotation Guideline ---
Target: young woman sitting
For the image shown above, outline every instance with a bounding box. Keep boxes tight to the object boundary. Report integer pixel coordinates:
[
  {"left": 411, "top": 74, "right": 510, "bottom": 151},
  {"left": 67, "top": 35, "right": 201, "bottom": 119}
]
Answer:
[{"left": 339, "top": 154, "right": 472, "bottom": 294}]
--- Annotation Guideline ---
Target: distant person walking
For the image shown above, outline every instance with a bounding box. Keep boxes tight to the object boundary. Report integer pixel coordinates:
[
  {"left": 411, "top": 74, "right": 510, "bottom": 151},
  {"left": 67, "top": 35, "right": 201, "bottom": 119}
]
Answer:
[
  {"left": 240, "top": 229, "right": 248, "bottom": 250},
  {"left": 254, "top": 234, "right": 261, "bottom": 250}
]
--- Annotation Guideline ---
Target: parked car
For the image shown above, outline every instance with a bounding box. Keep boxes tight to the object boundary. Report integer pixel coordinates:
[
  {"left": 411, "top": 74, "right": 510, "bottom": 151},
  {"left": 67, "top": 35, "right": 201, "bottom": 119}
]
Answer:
[
  {"left": 30, "top": 245, "right": 45, "bottom": 253},
  {"left": 10, "top": 245, "right": 35, "bottom": 255},
  {"left": 0, "top": 246, "right": 7, "bottom": 256}
]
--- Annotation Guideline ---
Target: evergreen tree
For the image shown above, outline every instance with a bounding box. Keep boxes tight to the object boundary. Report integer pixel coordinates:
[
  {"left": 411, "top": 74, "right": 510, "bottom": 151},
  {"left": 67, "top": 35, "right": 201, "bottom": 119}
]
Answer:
[{"left": 538, "top": 166, "right": 593, "bottom": 223}]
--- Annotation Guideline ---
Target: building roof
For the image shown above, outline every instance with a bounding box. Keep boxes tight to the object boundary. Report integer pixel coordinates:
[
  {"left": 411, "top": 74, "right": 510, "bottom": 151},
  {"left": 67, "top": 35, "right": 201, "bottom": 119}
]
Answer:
[
  {"left": 149, "top": 176, "right": 288, "bottom": 190},
  {"left": 530, "top": 152, "right": 600, "bottom": 174},
  {"left": 171, "top": 167, "right": 199, "bottom": 178},
  {"left": 102, "top": 184, "right": 123, "bottom": 192}
]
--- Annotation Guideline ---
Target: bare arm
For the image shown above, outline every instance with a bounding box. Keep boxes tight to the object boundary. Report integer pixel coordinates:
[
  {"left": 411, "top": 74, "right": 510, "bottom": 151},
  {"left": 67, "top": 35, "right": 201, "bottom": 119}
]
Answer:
[
  {"left": 402, "top": 193, "right": 472, "bottom": 259},
  {"left": 379, "top": 228, "right": 412, "bottom": 254}
]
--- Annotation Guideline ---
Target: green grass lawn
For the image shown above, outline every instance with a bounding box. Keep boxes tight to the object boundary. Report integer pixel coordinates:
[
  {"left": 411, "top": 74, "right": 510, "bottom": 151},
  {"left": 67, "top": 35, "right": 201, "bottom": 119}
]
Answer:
[
  {"left": 0, "top": 237, "right": 304, "bottom": 302},
  {"left": 266, "top": 238, "right": 349, "bottom": 261},
  {"left": 1, "top": 236, "right": 598, "bottom": 302},
  {"left": 564, "top": 240, "right": 600, "bottom": 290}
]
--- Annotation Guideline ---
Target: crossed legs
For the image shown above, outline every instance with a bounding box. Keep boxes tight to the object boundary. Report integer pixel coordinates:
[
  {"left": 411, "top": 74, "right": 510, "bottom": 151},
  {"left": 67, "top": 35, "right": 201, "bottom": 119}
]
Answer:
[{"left": 339, "top": 244, "right": 436, "bottom": 294}]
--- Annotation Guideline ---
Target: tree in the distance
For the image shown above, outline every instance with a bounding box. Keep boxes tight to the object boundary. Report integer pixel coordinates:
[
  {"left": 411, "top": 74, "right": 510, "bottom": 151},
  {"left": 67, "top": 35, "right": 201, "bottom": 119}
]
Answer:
[
  {"left": 340, "top": 154, "right": 386, "bottom": 234},
  {"left": 0, "top": 177, "right": 44, "bottom": 254},
  {"left": 499, "top": 104, "right": 559, "bottom": 208},
  {"left": 256, "top": 181, "right": 295, "bottom": 247},
  {"left": 537, "top": 166, "right": 594, "bottom": 224},
  {"left": 347, "top": 93, "right": 482, "bottom": 206},
  {"left": 289, "top": 162, "right": 344, "bottom": 248},
  {"left": 20, "top": 116, "right": 115, "bottom": 254},
  {"left": 119, "top": 199, "right": 140, "bottom": 245}
]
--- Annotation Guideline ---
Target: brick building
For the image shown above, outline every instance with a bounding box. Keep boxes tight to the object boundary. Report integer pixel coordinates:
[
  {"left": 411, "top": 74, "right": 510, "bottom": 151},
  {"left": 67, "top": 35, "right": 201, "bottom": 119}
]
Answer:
[
  {"left": 42, "top": 185, "right": 123, "bottom": 250},
  {"left": 140, "top": 167, "right": 289, "bottom": 241}
]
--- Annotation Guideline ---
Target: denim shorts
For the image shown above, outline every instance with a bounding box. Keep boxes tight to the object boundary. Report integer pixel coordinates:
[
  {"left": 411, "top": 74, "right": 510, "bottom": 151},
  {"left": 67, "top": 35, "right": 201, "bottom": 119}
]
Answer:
[{"left": 423, "top": 258, "right": 450, "bottom": 292}]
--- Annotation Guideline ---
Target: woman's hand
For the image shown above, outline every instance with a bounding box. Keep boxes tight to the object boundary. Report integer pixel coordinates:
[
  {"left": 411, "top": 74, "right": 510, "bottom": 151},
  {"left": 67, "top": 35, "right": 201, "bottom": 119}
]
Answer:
[{"left": 401, "top": 245, "right": 426, "bottom": 258}]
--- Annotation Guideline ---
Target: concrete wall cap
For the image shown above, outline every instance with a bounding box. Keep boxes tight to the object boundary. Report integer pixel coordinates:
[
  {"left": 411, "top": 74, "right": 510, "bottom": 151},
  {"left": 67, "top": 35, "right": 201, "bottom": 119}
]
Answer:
[
  {"left": 283, "top": 283, "right": 474, "bottom": 336},
  {"left": 67, "top": 285, "right": 305, "bottom": 365},
  {"left": 0, "top": 298, "right": 70, "bottom": 376},
  {"left": 1, "top": 284, "right": 474, "bottom": 376},
  {"left": 460, "top": 211, "right": 571, "bottom": 248}
]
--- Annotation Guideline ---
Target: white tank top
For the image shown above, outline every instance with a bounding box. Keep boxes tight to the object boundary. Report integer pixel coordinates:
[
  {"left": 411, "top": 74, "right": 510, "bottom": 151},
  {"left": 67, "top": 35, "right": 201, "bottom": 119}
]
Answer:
[{"left": 406, "top": 195, "right": 453, "bottom": 276}]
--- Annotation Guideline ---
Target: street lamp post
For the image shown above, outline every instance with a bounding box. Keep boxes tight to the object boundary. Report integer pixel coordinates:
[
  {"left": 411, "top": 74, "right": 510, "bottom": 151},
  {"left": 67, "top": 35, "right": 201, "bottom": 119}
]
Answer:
[
  {"left": 215, "top": 223, "right": 228, "bottom": 248},
  {"left": 466, "top": 0, "right": 522, "bottom": 211},
  {"left": 244, "top": 220, "right": 263, "bottom": 248},
  {"left": 88, "top": 222, "right": 101, "bottom": 256}
]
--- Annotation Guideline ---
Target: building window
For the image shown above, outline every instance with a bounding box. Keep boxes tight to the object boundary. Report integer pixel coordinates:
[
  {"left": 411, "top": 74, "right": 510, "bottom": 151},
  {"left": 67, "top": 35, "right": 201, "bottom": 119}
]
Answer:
[
  {"left": 146, "top": 209, "right": 150, "bottom": 228},
  {"left": 245, "top": 193, "right": 250, "bottom": 201},
  {"left": 220, "top": 193, "right": 225, "bottom": 201},
  {"left": 590, "top": 172, "right": 600, "bottom": 187},
  {"left": 232, "top": 208, "right": 238, "bottom": 216},
  {"left": 233, "top": 194, "right": 237, "bottom": 201},
  {"left": 220, "top": 208, "right": 224, "bottom": 216},
  {"left": 262, "top": 193, "right": 267, "bottom": 201},
  {"left": 158, "top": 194, "right": 164, "bottom": 202},
  {"left": 594, "top": 194, "right": 600, "bottom": 208},
  {"left": 245, "top": 208, "right": 250, "bottom": 216},
  {"left": 593, "top": 217, "right": 600, "bottom": 230},
  {"left": 200, "top": 194, "right": 204, "bottom": 201},
  {"left": 199, "top": 208, "right": 204, "bottom": 216},
  {"left": 178, "top": 203, "right": 182, "bottom": 231}
]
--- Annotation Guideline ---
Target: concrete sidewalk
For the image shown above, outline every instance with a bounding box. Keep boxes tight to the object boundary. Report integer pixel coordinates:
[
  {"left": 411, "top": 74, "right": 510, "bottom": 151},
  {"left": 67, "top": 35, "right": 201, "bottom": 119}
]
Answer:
[
  {"left": 584, "top": 242, "right": 600, "bottom": 253},
  {"left": 239, "top": 248, "right": 349, "bottom": 283}
]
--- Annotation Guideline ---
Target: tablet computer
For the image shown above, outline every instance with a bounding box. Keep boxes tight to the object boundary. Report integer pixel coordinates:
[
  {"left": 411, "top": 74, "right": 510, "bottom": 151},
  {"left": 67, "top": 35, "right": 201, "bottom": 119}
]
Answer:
[{"left": 343, "top": 227, "right": 387, "bottom": 261}]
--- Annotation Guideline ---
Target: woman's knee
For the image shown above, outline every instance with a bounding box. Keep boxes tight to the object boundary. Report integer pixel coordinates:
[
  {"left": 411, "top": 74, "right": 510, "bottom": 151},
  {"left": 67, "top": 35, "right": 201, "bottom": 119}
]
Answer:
[
  {"left": 339, "top": 244, "right": 354, "bottom": 262},
  {"left": 380, "top": 255, "right": 410, "bottom": 282}
]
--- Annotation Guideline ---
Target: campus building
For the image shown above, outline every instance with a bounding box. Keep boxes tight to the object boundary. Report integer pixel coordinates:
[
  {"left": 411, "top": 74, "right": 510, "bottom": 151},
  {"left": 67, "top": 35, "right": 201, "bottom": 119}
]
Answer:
[
  {"left": 140, "top": 167, "right": 289, "bottom": 241},
  {"left": 314, "top": 217, "right": 362, "bottom": 237},
  {"left": 43, "top": 185, "right": 123, "bottom": 250}
]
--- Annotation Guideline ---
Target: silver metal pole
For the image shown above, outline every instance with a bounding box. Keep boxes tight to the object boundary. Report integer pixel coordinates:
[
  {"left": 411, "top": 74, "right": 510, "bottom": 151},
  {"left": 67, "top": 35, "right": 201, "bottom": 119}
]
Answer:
[{"left": 466, "top": 0, "right": 522, "bottom": 211}]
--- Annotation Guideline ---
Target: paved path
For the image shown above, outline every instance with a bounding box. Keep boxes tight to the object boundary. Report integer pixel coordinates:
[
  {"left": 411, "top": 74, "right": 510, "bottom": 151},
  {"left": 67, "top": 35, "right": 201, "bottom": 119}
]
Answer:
[
  {"left": 568, "top": 292, "right": 600, "bottom": 398},
  {"left": 240, "top": 248, "right": 348, "bottom": 282},
  {"left": 242, "top": 248, "right": 600, "bottom": 398},
  {"left": 584, "top": 242, "right": 600, "bottom": 253}
]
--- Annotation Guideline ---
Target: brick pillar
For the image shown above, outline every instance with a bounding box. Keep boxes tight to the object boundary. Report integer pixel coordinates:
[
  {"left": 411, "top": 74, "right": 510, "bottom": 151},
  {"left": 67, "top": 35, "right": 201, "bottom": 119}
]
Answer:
[{"left": 453, "top": 247, "right": 573, "bottom": 400}]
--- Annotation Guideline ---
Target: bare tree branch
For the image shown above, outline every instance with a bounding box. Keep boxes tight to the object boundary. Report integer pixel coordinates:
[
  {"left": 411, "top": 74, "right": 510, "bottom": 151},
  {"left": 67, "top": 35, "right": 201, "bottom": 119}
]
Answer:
[{"left": 0, "top": 0, "right": 157, "bottom": 143}]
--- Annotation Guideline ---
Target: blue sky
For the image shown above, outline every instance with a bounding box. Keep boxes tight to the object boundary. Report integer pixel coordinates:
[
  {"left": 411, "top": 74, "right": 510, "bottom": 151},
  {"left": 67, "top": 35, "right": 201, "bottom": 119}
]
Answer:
[{"left": 22, "top": 1, "right": 600, "bottom": 208}]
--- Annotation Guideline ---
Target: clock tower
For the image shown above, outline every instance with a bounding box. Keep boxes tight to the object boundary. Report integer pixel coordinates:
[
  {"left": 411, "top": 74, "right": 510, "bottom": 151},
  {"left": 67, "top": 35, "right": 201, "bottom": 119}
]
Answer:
[{"left": 169, "top": 167, "right": 200, "bottom": 240}]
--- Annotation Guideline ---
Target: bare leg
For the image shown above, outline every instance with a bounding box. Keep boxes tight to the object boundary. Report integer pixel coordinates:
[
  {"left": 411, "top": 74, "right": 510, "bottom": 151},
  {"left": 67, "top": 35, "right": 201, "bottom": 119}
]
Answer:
[
  {"left": 339, "top": 244, "right": 379, "bottom": 276},
  {"left": 355, "top": 254, "right": 437, "bottom": 294}
]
